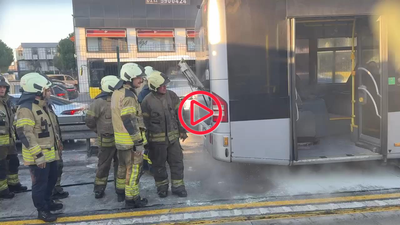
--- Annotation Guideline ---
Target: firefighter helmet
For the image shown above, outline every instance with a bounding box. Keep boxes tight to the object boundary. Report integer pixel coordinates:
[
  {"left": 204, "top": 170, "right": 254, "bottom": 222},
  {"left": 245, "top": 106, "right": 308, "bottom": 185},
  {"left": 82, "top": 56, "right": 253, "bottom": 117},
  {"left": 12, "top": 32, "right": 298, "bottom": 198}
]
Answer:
[
  {"left": 0, "top": 76, "right": 10, "bottom": 87},
  {"left": 20, "top": 73, "right": 52, "bottom": 94},
  {"left": 101, "top": 75, "right": 120, "bottom": 93},
  {"left": 147, "top": 71, "right": 170, "bottom": 91},
  {"left": 120, "top": 63, "right": 145, "bottom": 82},
  {"left": 144, "top": 66, "right": 154, "bottom": 77}
]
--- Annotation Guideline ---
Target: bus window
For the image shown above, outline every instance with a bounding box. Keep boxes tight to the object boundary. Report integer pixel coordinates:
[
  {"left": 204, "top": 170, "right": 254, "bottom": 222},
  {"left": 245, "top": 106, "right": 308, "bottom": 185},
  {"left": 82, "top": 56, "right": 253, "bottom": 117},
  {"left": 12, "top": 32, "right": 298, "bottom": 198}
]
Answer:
[{"left": 317, "top": 37, "right": 357, "bottom": 84}]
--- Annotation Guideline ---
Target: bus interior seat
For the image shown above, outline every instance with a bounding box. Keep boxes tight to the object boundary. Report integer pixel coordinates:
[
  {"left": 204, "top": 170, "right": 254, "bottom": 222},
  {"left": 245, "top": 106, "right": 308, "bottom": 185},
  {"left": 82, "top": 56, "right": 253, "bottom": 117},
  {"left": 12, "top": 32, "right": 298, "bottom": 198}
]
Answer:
[
  {"left": 322, "top": 74, "right": 353, "bottom": 117},
  {"left": 295, "top": 76, "right": 330, "bottom": 138}
]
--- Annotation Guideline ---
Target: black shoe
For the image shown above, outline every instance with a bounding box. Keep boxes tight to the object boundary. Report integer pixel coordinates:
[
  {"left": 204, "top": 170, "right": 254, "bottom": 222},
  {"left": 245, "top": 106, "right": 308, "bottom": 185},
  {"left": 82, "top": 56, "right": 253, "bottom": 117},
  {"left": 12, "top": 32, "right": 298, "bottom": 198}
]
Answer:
[
  {"left": 38, "top": 211, "right": 57, "bottom": 222},
  {"left": 95, "top": 191, "right": 104, "bottom": 199},
  {"left": 158, "top": 190, "right": 168, "bottom": 198},
  {"left": 172, "top": 189, "right": 187, "bottom": 197},
  {"left": 8, "top": 183, "right": 28, "bottom": 193},
  {"left": 125, "top": 197, "right": 148, "bottom": 208},
  {"left": 117, "top": 194, "right": 125, "bottom": 202},
  {"left": 49, "top": 201, "right": 64, "bottom": 211},
  {"left": 134, "top": 197, "right": 148, "bottom": 208},
  {"left": 52, "top": 191, "right": 69, "bottom": 200},
  {"left": 0, "top": 191, "right": 15, "bottom": 199}
]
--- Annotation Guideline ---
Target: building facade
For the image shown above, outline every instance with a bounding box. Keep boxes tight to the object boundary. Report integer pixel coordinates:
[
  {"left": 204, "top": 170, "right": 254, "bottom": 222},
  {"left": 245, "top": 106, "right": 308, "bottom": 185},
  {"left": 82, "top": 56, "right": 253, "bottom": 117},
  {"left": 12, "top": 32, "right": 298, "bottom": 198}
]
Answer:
[
  {"left": 16, "top": 43, "right": 59, "bottom": 78},
  {"left": 72, "top": 0, "right": 201, "bottom": 95}
]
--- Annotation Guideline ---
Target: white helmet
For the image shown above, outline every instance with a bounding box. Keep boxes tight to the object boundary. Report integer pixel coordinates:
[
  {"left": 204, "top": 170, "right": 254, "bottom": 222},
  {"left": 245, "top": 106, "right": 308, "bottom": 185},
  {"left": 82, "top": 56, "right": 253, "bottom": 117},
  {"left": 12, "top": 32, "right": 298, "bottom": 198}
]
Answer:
[
  {"left": 120, "top": 63, "right": 145, "bottom": 82},
  {"left": 20, "top": 73, "right": 52, "bottom": 94},
  {"left": 100, "top": 75, "right": 120, "bottom": 93},
  {"left": 144, "top": 66, "right": 154, "bottom": 77}
]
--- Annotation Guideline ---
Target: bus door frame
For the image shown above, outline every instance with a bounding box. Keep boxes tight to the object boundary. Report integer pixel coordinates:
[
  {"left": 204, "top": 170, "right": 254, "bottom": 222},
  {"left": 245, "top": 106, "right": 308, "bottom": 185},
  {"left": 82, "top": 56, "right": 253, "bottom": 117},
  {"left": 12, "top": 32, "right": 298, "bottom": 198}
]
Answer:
[
  {"left": 288, "top": 18, "right": 298, "bottom": 162},
  {"left": 356, "top": 15, "right": 389, "bottom": 158}
]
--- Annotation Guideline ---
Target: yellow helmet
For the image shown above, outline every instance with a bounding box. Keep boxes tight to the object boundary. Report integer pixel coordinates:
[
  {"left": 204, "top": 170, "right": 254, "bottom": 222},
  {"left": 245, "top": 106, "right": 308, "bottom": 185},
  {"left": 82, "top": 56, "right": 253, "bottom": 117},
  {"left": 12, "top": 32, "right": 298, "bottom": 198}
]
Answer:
[
  {"left": 120, "top": 63, "right": 145, "bottom": 82},
  {"left": 20, "top": 73, "right": 52, "bottom": 94},
  {"left": 147, "top": 71, "right": 170, "bottom": 91},
  {"left": 101, "top": 75, "right": 120, "bottom": 93}
]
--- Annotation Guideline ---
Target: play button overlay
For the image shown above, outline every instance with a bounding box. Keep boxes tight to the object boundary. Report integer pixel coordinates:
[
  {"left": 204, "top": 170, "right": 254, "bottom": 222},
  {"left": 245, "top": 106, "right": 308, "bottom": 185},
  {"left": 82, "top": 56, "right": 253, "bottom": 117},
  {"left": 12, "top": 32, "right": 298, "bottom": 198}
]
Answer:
[
  {"left": 190, "top": 100, "right": 213, "bottom": 126},
  {"left": 178, "top": 91, "right": 223, "bottom": 135}
]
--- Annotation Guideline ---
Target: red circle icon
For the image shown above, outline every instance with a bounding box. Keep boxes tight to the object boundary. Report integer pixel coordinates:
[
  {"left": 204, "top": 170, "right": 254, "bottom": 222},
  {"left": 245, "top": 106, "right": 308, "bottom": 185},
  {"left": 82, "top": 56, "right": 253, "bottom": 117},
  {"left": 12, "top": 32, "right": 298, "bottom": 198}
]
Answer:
[{"left": 178, "top": 91, "right": 222, "bottom": 135}]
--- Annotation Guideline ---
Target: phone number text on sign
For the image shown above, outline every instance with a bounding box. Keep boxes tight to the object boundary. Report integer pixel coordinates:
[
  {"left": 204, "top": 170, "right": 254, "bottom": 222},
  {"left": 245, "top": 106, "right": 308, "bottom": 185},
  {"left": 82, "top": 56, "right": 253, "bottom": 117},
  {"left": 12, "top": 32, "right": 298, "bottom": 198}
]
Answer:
[{"left": 146, "top": 0, "right": 190, "bottom": 5}]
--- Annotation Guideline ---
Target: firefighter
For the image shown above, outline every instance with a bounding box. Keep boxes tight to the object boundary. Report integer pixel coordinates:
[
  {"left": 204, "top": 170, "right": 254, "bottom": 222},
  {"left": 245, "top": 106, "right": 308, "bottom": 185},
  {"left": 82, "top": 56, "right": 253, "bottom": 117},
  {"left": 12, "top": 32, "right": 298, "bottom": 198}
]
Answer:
[
  {"left": 85, "top": 75, "right": 120, "bottom": 199},
  {"left": 16, "top": 73, "right": 63, "bottom": 222},
  {"left": 138, "top": 66, "right": 154, "bottom": 173},
  {"left": 141, "top": 70, "right": 188, "bottom": 198},
  {"left": 0, "top": 76, "right": 27, "bottom": 199},
  {"left": 111, "top": 63, "right": 148, "bottom": 208}
]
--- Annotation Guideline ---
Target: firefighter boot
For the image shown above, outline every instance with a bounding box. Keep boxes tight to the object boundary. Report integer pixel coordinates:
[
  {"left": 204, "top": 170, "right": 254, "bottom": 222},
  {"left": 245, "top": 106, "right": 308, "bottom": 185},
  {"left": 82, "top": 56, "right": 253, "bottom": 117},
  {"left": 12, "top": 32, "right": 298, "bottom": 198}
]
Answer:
[
  {"left": 117, "top": 193, "right": 125, "bottom": 202},
  {"left": 126, "top": 197, "right": 148, "bottom": 208},
  {"left": 52, "top": 186, "right": 69, "bottom": 200},
  {"left": 158, "top": 190, "right": 168, "bottom": 198},
  {"left": 0, "top": 189, "right": 14, "bottom": 199},
  {"left": 8, "top": 183, "right": 28, "bottom": 193},
  {"left": 172, "top": 186, "right": 187, "bottom": 198},
  {"left": 95, "top": 191, "right": 105, "bottom": 199},
  {"left": 49, "top": 201, "right": 64, "bottom": 211}
]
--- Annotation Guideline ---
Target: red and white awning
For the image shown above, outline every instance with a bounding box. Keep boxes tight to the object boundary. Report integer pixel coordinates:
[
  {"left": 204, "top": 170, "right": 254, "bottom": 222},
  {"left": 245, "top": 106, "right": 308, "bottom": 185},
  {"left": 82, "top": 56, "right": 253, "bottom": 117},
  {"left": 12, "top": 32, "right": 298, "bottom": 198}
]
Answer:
[{"left": 86, "top": 29, "right": 127, "bottom": 38}]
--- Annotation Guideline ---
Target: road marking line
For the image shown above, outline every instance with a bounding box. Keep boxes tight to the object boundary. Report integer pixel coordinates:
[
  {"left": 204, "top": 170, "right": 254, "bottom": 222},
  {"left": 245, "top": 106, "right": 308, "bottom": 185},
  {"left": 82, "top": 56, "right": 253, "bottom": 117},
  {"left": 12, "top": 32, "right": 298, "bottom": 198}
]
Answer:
[
  {"left": 2, "top": 192, "right": 400, "bottom": 224},
  {"left": 159, "top": 205, "right": 400, "bottom": 225}
]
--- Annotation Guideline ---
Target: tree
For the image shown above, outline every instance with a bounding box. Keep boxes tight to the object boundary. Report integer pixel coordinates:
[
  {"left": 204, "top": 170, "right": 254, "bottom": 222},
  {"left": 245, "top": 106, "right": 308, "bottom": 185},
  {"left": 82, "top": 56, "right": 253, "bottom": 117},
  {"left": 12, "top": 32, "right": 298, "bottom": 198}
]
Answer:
[
  {"left": 54, "top": 33, "right": 76, "bottom": 76},
  {"left": 0, "top": 40, "right": 14, "bottom": 73}
]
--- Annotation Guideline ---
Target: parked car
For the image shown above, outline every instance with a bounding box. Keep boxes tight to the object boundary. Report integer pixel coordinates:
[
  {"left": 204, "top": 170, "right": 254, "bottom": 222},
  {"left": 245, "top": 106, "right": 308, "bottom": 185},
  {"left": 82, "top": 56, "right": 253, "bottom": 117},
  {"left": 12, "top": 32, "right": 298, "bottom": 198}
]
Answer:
[
  {"left": 167, "top": 73, "right": 200, "bottom": 124},
  {"left": 50, "top": 79, "right": 79, "bottom": 100},
  {"left": 10, "top": 93, "right": 96, "bottom": 146},
  {"left": 10, "top": 93, "right": 88, "bottom": 125},
  {"left": 48, "top": 74, "right": 78, "bottom": 87}
]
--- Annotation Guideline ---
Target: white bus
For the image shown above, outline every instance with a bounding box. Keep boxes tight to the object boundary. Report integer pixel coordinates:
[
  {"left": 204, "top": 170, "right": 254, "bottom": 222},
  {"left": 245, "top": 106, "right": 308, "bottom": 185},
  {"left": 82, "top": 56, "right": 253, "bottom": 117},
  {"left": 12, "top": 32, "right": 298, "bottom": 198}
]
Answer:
[{"left": 188, "top": 0, "right": 400, "bottom": 165}]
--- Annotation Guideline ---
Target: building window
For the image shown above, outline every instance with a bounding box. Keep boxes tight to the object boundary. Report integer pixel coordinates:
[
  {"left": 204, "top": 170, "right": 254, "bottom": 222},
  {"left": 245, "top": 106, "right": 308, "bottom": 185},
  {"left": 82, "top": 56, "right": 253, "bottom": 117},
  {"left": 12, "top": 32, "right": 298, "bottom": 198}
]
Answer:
[
  {"left": 32, "top": 48, "right": 38, "bottom": 55},
  {"left": 317, "top": 38, "right": 357, "bottom": 84},
  {"left": 186, "top": 30, "right": 195, "bottom": 52},
  {"left": 137, "top": 30, "right": 175, "bottom": 52},
  {"left": 86, "top": 29, "right": 128, "bottom": 53}
]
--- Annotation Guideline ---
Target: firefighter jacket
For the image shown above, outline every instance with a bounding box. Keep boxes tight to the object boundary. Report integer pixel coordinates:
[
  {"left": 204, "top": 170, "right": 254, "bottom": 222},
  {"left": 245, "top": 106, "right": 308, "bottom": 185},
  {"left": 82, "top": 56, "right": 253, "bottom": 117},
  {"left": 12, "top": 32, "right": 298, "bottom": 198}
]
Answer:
[
  {"left": 111, "top": 83, "right": 147, "bottom": 151},
  {"left": 85, "top": 92, "right": 115, "bottom": 148},
  {"left": 141, "top": 90, "right": 187, "bottom": 143},
  {"left": 0, "top": 95, "right": 16, "bottom": 158},
  {"left": 15, "top": 94, "right": 61, "bottom": 165}
]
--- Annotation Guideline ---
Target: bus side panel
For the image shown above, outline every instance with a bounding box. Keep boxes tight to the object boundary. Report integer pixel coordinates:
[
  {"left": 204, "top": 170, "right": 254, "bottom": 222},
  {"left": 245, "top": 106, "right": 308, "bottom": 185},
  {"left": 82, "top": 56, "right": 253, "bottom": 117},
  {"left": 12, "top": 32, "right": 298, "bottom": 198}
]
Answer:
[
  {"left": 388, "top": 112, "right": 400, "bottom": 155},
  {"left": 231, "top": 119, "right": 291, "bottom": 164},
  {"left": 225, "top": 0, "right": 289, "bottom": 122},
  {"left": 224, "top": 0, "right": 290, "bottom": 163},
  {"left": 387, "top": 33, "right": 400, "bottom": 156}
]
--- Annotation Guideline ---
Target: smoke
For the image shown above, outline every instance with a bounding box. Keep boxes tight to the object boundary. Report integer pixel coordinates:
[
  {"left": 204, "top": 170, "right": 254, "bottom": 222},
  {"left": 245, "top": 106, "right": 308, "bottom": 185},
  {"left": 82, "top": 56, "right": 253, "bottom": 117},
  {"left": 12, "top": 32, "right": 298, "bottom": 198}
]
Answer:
[{"left": 183, "top": 133, "right": 400, "bottom": 203}]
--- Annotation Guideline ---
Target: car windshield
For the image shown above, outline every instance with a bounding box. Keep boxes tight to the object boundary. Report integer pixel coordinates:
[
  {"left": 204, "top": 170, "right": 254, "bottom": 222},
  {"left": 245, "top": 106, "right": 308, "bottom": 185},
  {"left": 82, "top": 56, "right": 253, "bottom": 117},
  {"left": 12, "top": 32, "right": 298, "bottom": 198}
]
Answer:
[{"left": 169, "top": 80, "right": 189, "bottom": 88}]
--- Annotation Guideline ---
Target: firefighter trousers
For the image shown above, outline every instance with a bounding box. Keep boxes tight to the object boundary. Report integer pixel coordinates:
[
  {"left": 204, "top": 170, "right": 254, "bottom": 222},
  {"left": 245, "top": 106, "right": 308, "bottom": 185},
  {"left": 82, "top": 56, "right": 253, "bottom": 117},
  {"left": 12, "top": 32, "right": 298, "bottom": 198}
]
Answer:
[
  {"left": 148, "top": 140, "right": 185, "bottom": 193},
  {"left": 53, "top": 157, "right": 64, "bottom": 195},
  {"left": 116, "top": 147, "right": 143, "bottom": 201},
  {"left": 0, "top": 148, "right": 22, "bottom": 195},
  {"left": 29, "top": 161, "right": 58, "bottom": 212},
  {"left": 94, "top": 146, "right": 118, "bottom": 193}
]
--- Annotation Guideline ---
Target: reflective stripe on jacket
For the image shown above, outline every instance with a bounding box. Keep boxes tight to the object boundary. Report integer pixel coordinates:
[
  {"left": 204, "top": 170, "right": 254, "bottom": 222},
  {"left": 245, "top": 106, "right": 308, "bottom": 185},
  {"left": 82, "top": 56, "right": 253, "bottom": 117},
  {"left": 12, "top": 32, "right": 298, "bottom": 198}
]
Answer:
[
  {"left": 16, "top": 97, "right": 60, "bottom": 165},
  {"left": 85, "top": 92, "right": 115, "bottom": 148},
  {"left": 141, "top": 90, "right": 186, "bottom": 143},
  {"left": 111, "top": 84, "right": 147, "bottom": 150}
]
